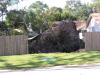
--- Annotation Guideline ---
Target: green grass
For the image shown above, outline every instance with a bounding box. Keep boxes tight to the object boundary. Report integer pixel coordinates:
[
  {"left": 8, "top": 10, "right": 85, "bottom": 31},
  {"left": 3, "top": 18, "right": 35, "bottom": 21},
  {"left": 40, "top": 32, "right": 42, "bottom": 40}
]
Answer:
[{"left": 0, "top": 51, "right": 100, "bottom": 69}]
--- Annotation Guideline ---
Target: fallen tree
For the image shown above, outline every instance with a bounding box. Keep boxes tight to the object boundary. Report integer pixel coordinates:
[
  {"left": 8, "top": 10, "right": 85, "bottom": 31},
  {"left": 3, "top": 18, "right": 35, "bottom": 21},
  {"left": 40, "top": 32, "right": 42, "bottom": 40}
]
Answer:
[{"left": 29, "top": 20, "right": 80, "bottom": 53}]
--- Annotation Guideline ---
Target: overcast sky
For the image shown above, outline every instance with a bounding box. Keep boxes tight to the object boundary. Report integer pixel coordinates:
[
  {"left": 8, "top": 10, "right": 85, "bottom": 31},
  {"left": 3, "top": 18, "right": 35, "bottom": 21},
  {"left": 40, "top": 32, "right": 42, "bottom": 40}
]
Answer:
[{"left": 8, "top": 0, "right": 92, "bottom": 10}]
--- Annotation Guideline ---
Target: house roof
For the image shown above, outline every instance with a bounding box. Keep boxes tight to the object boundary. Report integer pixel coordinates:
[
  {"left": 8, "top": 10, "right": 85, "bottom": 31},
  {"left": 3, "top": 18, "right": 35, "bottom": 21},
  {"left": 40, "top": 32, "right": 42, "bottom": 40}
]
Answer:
[
  {"left": 74, "top": 21, "right": 86, "bottom": 30},
  {"left": 87, "top": 13, "right": 100, "bottom": 27}
]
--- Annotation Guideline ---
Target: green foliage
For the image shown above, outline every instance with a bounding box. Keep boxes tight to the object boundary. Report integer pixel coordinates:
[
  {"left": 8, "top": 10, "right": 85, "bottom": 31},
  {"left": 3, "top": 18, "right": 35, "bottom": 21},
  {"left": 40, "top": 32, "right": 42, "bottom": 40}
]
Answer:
[
  {"left": 26, "top": 1, "right": 91, "bottom": 33},
  {"left": 61, "top": 10, "right": 76, "bottom": 20},
  {"left": 65, "top": 0, "right": 82, "bottom": 10},
  {"left": 0, "top": 0, "right": 25, "bottom": 35},
  {"left": 2, "top": 1, "right": 93, "bottom": 35},
  {"left": 6, "top": 10, "right": 25, "bottom": 28},
  {"left": 5, "top": 10, "right": 27, "bottom": 35},
  {"left": 47, "top": 7, "right": 62, "bottom": 21},
  {"left": 74, "top": 5, "right": 91, "bottom": 20},
  {"left": 0, "top": 0, "right": 20, "bottom": 14},
  {"left": 29, "top": 1, "right": 48, "bottom": 13},
  {"left": 91, "top": 0, "right": 100, "bottom": 12},
  {"left": 65, "top": 0, "right": 91, "bottom": 20},
  {"left": 27, "top": 1, "right": 49, "bottom": 33},
  {"left": 0, "top": 0, "right": 19, "bottom": 5}
]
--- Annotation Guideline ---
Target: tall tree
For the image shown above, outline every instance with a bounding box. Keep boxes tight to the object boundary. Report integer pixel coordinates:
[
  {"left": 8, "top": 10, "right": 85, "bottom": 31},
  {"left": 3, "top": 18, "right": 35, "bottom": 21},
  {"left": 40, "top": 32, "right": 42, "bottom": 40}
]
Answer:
[
  {"left": 47, "top": 7, "right": 62, "bottom": 21},
  {"left": 91, "top": 0, "right": 100, "bottom": 12},
  {"left": 65, "top": 0, "right": 91, "bottom": 20},
  {"left": 28, "top": 1, "right": 49, "bottom": 33},
  {"left": 5, "top": 9, "right": 27, "bottom": 34},
  {"left": 0, "top": 0, "right": 26, "bottom": 35},
  {"left": 0, "top": 0, "right": 25, "bottom": 22}
]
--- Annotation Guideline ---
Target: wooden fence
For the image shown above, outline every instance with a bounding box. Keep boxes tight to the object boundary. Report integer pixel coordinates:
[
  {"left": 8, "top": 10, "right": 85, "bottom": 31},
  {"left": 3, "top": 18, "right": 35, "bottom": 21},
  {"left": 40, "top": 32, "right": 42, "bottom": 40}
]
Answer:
[
  {"left": 0, "top": 35, "right": 28, "bottom": 56},
  {"left": 85, "top": 32, "right": 100, "bottom": 50}
]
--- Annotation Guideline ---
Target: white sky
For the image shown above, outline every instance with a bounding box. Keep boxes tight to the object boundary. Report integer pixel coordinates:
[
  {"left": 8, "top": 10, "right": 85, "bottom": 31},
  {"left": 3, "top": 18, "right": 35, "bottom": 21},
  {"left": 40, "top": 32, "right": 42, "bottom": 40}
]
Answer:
[{"left": 8, "top": 0, "right": 92, "bottom": 10}]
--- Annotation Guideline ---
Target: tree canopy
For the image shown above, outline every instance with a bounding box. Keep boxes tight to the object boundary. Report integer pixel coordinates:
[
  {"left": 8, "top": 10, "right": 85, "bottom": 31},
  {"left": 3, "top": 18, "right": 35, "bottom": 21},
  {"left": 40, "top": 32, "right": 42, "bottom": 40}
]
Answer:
[{"left": 0, "top": 0, "right": 96, "bottom": 35}]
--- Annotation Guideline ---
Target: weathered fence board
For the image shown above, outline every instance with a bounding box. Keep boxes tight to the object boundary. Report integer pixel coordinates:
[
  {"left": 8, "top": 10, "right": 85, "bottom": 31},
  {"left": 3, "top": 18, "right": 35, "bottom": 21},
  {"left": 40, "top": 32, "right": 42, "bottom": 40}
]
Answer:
[
  {"left": 0, "top": 35, "right": 28, "bottom": 56},
  {"left": 85, "top": 32, "right": 100, "bottom": 50}
]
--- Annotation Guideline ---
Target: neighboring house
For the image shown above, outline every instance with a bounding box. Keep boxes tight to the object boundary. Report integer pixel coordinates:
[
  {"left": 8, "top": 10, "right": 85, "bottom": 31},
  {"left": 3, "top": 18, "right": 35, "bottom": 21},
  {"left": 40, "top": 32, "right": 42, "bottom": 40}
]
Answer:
[
  {"left": 87, "top": 13, "right": 100, "bottom": 32},
  {"left": 74, "top": 21, "right": 86, "bottom": 39},
  {"left": 85, "top": 13, "right": 100, "bottom": 50},
  {"left": 74, "top": 21, "right": 86, "bottom": 31},
  {"left": 75, "top": 13, "right": 100, "bottom": 39}
]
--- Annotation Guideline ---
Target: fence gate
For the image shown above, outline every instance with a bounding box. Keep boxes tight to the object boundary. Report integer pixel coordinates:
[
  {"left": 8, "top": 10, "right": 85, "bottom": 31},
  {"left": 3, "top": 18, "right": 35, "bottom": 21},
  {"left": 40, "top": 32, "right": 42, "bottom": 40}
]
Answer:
[
  {"left": 85, "top": 32, "right": 100, "bottom": 51},
  {"left": 0, "top": 35, "right": 28, "bottom": 56}
]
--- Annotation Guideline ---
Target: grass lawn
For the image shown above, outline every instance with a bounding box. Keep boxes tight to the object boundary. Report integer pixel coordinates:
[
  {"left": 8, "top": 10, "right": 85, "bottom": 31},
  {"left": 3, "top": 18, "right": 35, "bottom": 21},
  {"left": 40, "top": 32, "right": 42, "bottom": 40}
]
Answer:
[{"left": 0, "top": 51, "right": 100, "bottom": 69}]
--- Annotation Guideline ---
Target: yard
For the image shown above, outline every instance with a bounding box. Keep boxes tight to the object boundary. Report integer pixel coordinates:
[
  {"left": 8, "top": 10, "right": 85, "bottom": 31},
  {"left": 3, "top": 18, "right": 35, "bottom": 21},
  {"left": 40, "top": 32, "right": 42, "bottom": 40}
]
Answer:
[{"left": 0, "top": 51, "right": 100, "bottom": 69}]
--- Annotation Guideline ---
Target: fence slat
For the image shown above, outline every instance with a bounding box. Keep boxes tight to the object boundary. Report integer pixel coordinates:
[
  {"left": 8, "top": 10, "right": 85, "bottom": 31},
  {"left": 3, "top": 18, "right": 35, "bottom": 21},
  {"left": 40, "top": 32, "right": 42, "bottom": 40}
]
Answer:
[
  {"left": 85, "top": 32, "right": 100, "bottom": 51},
  {"left": 0, "top": 35, "right": 28, "bottom": 56}
]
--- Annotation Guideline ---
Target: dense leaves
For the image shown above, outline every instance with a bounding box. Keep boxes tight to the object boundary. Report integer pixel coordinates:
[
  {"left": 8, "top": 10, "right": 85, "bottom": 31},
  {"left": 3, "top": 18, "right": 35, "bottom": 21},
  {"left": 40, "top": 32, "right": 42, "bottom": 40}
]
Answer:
[
  {"left": 0, "top": 0, "right": 95, "bottom": 35},
  {"left": 91, "top": 0, "right": 100, "bottom": 12}
]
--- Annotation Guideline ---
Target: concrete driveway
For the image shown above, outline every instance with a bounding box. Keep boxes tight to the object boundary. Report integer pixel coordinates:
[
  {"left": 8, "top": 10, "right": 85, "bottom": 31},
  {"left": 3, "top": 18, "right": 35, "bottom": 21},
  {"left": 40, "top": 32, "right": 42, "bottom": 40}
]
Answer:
[{"left": 0, "top": 64, "right": 100, "bottom": 75}]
